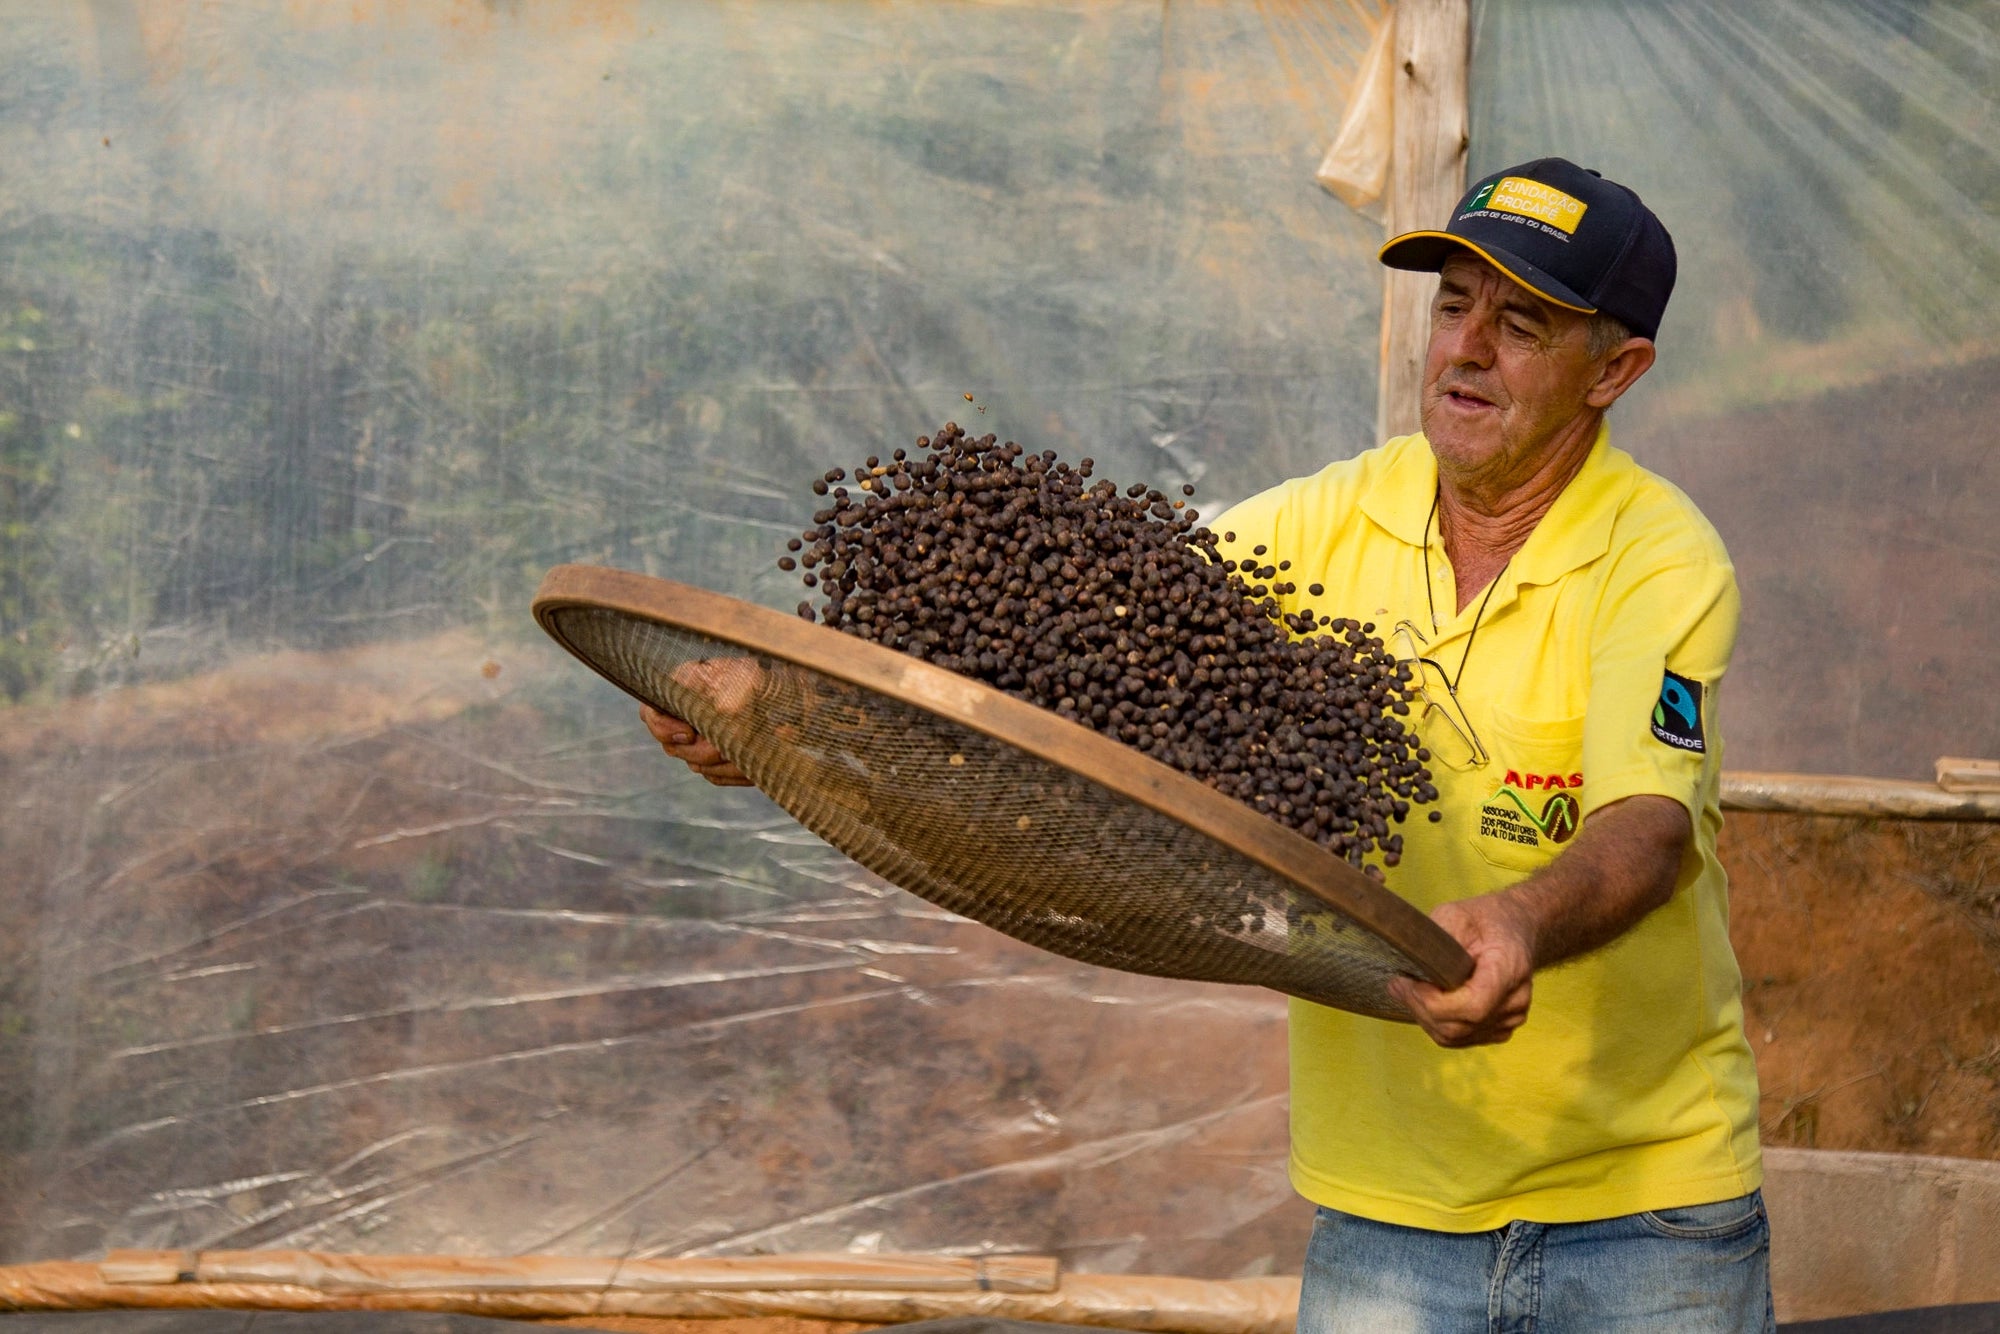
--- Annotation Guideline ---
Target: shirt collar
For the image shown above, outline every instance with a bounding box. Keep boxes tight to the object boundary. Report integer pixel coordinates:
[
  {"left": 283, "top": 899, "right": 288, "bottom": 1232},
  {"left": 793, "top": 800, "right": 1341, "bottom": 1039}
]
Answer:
[
  {"left": 1358, "top": 420, "right": 1636, "bottom": 590},
  {"left": 1511, "top": 419, "right": 1633, "bottom": 588},
  {"left": 1357, "top": 432, "right": 1438, "bottom": 547}
]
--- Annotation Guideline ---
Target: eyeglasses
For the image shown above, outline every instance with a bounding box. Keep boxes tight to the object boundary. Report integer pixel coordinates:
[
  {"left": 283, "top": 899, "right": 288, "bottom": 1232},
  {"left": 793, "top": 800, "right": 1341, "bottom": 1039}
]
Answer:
[{"left": 1391, "top": 619, "right": 1490, "bottom": 771}]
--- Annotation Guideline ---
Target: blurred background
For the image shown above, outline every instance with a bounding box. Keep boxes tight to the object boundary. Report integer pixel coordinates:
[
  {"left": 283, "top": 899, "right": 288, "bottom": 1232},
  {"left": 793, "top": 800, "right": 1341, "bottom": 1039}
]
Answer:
[{"left": 1, "top": 0, "right": 1994, "bottom": 1274}]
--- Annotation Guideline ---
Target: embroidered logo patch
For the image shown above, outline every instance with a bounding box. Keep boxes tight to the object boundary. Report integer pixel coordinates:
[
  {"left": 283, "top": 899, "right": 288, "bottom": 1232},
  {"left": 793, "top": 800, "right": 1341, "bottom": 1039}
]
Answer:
[
  {"left": 1478, "top": 774, "right": 1584, "bottom": 851},
  {"left": 1476, "top": 176, "right": 1588, "bottom": 234},
  {"left": 1538, "top": 790, "right": 1581, "bottom": 844},
  {"left": 1651, "top": 670, "right": 1706, "bottom": 753}
]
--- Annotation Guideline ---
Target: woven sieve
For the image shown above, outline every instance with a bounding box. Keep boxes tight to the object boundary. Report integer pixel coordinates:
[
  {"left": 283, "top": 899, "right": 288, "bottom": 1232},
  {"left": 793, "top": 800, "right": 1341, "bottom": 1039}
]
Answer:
[{"left": 533, "top": 566, "right": 1472, "bottom": 1018}]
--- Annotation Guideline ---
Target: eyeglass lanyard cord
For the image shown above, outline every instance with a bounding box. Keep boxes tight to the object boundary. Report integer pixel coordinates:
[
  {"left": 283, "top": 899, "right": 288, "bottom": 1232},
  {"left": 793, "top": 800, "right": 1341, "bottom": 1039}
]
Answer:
[{"left": 1423, "top": 490, "right": 1508, "bottom": 699}]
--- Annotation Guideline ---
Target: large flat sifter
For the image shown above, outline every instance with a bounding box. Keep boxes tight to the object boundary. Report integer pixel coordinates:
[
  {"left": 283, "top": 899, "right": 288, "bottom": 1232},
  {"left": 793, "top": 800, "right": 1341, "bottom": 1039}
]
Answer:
[{"left": 533, "top": 565, "right": 1472, "bottom": 1019}]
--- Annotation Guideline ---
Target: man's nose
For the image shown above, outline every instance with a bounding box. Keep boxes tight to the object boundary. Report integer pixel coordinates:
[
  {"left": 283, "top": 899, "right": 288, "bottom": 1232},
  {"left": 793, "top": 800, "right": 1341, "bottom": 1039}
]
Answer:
[{"left": 1437, "top": 314, "right": 1497, "bottom": 368}]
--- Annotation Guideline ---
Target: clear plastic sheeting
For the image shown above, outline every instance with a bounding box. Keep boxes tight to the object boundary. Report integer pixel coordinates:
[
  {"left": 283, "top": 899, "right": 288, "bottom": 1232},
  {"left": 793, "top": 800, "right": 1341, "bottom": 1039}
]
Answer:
[
  {"left": 3, "top": 626, "right": 1306, "bottom": 1271},
  {"left": 1469, "top": 0, "right": 2000, "bottom": 779},
  {"left": 3, "top": 0, "right": 1996, "bottom": 1283},
  {"left": 0, "top": 0, "right": 1378, "bottom": 1273}
]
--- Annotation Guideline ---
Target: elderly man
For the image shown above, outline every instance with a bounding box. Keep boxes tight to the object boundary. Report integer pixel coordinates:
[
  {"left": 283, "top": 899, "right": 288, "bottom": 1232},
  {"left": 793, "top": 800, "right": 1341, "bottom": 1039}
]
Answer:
[
  {"left": 645, "top": 157, "right": 1767, "bottom": 1332},
  {"left": 1209, "top": 158, "right": 1767, "bottom": 1333}
]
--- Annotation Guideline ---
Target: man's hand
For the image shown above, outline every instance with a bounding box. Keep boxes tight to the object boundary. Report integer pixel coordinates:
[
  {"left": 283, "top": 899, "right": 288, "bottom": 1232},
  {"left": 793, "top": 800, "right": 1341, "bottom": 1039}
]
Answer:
[
  {"left": 1387, "top": 895, "right": 1535, "bottom": 1047},
  {"left": 641, "top": 703, "right": 751, "bottom": 785},
  {"left": 1385, "top": 794, "right": 1690, "bottom": 1048}
]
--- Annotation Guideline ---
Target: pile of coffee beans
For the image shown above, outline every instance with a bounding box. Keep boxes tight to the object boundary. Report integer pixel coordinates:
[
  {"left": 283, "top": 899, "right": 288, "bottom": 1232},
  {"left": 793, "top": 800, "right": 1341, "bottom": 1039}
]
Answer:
[{"left": 781, "top": 422, "right": 1435, "bottom": 870}]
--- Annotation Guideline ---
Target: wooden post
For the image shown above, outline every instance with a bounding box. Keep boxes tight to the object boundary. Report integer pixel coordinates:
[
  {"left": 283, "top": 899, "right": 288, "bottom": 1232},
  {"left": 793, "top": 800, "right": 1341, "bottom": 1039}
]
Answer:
[{"left": 1377, "top": 0, "right": 1470, "bottom": 444}]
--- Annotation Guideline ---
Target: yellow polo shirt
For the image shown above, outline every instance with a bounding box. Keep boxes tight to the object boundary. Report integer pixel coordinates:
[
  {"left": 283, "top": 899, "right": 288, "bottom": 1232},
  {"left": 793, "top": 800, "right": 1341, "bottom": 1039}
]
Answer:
[{"left": 1215, "top": 424, "right": 1760, "bottom": 1231}]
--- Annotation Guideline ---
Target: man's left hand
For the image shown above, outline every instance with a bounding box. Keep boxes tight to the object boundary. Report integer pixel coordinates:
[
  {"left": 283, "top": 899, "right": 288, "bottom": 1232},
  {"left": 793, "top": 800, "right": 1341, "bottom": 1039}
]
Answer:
[{"left": 1386, "top": 894, "right": 1535, "bottom": 1048}]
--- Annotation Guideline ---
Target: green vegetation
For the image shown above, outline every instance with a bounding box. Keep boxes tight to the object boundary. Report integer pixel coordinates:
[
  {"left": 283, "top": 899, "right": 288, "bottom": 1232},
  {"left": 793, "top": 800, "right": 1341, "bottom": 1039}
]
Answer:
[
  {"left": 0, "top": 3, "right": 1389, "bottom": 704},
  {"left": 0, "top": 294, "right": 76, "bottom": 700}
]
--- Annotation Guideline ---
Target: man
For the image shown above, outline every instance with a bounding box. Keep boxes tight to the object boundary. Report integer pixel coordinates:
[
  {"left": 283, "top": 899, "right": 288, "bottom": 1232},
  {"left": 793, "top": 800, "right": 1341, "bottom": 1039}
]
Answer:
[
  {"left": 645, "top": 157, "right": 1768, "bottom": 1331},
  {"left": 1210, "top": 158, "right": 1767, "bottom": 1332}
]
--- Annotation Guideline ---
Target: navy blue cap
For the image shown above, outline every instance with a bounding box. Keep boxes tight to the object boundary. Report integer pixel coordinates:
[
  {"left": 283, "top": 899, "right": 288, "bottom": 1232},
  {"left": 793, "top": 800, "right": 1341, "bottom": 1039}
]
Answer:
[{"left": 1379, "top": 158, "right": 1676, "bottom": 341}]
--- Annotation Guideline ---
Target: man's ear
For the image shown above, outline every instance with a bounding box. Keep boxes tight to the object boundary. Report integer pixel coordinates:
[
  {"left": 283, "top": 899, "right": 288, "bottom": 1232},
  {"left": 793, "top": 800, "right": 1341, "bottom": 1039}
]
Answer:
[{"left": 1585, "top": 338, "right": 1656, "bottom": 409}]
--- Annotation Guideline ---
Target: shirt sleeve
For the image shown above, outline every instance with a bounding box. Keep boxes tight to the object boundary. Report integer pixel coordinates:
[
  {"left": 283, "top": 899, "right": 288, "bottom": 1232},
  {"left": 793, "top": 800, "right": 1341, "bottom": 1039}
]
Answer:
[{"left": 1579, "top": 525, "right": 1741, "bottom": 823}]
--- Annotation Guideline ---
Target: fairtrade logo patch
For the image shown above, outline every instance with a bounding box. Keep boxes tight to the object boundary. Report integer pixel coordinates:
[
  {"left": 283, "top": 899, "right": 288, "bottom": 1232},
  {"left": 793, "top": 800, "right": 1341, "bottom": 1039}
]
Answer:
[
  {"left": 1479, "top": 176, "right": 1588, "bottom": 234},
  {"left": 1651, "top": 669, "right": 1706, "bottom": 753}
]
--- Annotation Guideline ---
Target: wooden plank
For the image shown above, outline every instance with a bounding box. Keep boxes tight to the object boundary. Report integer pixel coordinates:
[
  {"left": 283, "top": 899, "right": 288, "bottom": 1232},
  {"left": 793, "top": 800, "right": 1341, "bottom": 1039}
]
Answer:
[
  {"left": 1935, "top": 756, "right": 2000, "bottom": 794},
  {"left": 1722, "top": 772, "right": 2000, "bottom": 822},
  {"left": 103, "top": 1250, "right": 1060, "bottom": 1296},
  {"left": 18, "top": 1262, "right": 1302, "bottom": 1334},
  {"left": 98, "top": 1252, "right": 187, "bottom": 1285},
  {"left": 1377, "top": 0, "right": 1470, "bottom": 444}
]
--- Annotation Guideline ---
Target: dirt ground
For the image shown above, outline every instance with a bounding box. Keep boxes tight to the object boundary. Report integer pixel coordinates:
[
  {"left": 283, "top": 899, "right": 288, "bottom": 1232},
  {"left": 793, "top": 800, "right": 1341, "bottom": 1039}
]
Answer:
[
  {"left": 1619, "top": 352, "right": 2000, "bottom": 782},
  {"left": 1, "top": 626, "right": 1996, "bottom": 1274},
  {"left": 1726, "top": 812, "right": 2000, "bottom": 1159}
]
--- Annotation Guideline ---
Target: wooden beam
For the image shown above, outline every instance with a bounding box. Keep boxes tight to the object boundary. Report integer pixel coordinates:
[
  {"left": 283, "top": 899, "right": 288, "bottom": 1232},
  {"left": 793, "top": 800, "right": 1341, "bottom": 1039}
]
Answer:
[
  {"left": 1935, "top": 756, "right": 2000, "bottom": 794},
  {"left": 99, "top": 1250, "right": 1062, "bottom": 1295},
  {"left": 1, "top": 1260, "right": 1302, "bottom": 1334},
  {"left": 1377, "top": 0, "right": 1470, "bottom": 444},
  {"left": 1721, "top": 772, "right": 2000, "bottom": 822}
]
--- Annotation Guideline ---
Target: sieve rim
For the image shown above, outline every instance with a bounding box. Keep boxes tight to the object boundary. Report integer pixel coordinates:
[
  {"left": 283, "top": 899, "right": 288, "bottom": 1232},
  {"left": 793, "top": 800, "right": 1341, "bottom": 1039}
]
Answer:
[{"left": 533, "top": 564, "right": 1474, "bottom": 991}]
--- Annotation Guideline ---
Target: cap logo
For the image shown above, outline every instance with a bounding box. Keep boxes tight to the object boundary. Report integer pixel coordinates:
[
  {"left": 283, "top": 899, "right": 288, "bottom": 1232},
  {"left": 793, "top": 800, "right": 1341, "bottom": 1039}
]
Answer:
[{"left": 1477, "top": 176, "right": 1588, "bottom": 236}]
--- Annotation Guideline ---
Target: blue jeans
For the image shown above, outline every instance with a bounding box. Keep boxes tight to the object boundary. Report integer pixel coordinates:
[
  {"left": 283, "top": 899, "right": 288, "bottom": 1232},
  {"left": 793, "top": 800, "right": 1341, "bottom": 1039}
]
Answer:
[{"left": 1297, "top": 1192, "right": 1774, "bottom": 1334}]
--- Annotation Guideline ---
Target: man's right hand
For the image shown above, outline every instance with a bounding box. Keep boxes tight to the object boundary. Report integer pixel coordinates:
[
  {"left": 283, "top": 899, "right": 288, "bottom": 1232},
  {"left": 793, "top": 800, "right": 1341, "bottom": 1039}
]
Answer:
[
  {"left": 1386, "top": 894, "right": 1535, "bottom": 1048},
  {"left": 641, "top": 702, "right": 751, "bottom": 786}
]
